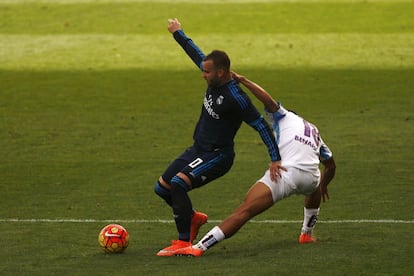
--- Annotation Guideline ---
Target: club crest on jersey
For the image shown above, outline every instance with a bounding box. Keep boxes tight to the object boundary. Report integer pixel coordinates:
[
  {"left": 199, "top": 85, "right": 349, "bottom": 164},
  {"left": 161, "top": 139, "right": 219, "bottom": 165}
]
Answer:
[{"left": 216, "top": 95, "right": 224, "bottom": 105}]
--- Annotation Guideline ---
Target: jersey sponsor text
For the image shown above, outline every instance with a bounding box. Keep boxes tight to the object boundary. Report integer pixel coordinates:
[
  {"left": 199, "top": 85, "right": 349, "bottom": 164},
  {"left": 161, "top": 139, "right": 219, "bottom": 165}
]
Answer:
[
  {"left": 203, "top": 95, "right": 220, "bottom": 119},
  {"left": 294, "top": 135, "right": 317, "bottom": 151}
]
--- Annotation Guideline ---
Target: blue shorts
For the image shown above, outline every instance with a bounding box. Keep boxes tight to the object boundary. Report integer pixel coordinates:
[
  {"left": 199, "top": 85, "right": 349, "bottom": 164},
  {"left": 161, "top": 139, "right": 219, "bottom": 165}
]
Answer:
[{"left": 161, "top": 146, "right": 235, "bottom": 189}]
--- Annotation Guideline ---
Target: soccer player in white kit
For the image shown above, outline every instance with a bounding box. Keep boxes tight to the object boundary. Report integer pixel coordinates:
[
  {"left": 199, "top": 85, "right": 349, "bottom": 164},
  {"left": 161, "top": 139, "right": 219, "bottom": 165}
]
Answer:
[{"left": 175, "top": 72, "right": 336, "bottom": 256}]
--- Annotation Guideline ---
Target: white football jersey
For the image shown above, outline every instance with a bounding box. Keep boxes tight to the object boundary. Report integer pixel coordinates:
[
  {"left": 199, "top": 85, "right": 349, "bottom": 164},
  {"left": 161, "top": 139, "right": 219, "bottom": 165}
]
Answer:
[{"left": 265, "top": 104, "right": 332, "bottom": 173}]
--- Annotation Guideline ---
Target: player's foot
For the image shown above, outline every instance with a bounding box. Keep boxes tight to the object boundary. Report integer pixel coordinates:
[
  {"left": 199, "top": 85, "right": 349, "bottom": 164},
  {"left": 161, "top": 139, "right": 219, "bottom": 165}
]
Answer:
[
  {"left": 299, "top": 233, "right": 315, "bottom": 244},
  {"left": 174, "top": 245, "right": 205, "bottom": 257},
  {"left": 157, "top": 240, "right": 192, "bottom": 256},
  {"left": 190, "top": 211, "right": 208, "bottom": 243}
]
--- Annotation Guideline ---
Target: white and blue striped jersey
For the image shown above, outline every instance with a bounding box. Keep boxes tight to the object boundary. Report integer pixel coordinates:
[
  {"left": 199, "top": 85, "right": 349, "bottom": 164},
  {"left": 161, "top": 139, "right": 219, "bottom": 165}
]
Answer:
[{"left": 265, "top": 104, "right": 333, "bottom": 173}]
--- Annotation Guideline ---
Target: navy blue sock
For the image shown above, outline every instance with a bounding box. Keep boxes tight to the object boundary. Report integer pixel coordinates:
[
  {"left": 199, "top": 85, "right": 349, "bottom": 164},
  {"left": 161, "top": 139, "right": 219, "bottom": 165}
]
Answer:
[{"left": 170, "top": 176, "right": 192, "bottom": 241}]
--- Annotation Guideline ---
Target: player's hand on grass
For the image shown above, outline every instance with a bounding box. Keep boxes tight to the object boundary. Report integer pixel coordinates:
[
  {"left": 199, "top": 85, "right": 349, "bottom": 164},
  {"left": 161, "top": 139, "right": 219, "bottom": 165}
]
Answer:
[{"left": 168, "top": 18, "right": 182, "bottom": 33}]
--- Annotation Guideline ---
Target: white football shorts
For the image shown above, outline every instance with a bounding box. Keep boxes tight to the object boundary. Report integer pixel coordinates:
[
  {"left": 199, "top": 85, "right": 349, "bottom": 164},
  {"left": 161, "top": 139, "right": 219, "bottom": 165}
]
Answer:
[{"left": 258, "top": 167, "right": 321, "bottom": 203}]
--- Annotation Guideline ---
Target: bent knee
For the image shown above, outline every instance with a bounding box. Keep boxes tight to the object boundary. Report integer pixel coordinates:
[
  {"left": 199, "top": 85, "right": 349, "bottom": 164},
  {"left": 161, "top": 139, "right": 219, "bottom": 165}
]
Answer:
[
  {"left": 171, "top": 174, "right": 191, "bottom": 192},
  {"left": 158, "top": 177, "right": 170, "bottom": 189}
]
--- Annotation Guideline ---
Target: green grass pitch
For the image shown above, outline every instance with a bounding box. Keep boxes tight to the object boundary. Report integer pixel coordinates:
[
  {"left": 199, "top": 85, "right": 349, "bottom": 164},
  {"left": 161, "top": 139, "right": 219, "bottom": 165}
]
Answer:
[{"left": 0, "top": 0, "right": 413, "bottom": 275}]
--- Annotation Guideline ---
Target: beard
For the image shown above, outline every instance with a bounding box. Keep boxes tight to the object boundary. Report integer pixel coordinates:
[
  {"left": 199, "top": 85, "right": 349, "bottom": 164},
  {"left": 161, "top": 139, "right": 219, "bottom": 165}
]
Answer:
[{"left": 206, "top": 75, "right": 221, "bottom": 88}]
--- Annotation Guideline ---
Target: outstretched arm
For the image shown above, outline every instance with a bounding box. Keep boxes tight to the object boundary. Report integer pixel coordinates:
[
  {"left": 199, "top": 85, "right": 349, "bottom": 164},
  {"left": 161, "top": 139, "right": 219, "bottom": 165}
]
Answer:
[
  {"left": 232, "top": 72, "right": 279, "bottom": 113},
  {"left": 168, "top": 18, "right": 205, "bottom": 71},
  {"left": 234, "top": 72, "right": 287, "bottom": 180}
]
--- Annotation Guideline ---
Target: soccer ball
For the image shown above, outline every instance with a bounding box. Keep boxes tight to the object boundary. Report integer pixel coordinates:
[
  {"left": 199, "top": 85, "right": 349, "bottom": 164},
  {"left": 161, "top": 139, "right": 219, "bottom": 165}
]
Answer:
[{"left": 98, "top": 224, "right": 129, "bottom": 253}]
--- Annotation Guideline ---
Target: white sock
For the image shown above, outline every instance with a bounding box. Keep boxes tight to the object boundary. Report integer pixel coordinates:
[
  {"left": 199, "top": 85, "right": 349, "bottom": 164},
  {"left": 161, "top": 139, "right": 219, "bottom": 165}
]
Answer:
[
  {"left": 193, "top": 226, "right": 225, "bottom": 251},
  {"left": 301, "top": 207, "right": 320, "bottom": 234}
]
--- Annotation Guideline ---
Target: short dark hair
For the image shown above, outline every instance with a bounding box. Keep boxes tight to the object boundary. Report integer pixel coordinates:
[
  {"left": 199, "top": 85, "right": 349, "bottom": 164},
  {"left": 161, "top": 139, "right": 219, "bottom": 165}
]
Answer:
[{"left": 204, "top": 50, "right": 231, "bottom": 72}]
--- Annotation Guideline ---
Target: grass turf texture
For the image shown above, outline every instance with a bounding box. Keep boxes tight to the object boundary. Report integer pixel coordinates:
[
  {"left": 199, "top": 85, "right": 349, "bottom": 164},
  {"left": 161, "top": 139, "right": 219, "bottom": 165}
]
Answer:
[{"left": 0, "top": 0, "right": 413, "bottom": 275}]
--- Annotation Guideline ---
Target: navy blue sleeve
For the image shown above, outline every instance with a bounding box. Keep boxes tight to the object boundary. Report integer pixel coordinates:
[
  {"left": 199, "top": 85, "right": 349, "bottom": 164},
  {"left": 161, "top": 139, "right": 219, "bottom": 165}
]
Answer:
[
  {"left": 172, "top": 30, "right": 205, "bottom": 71},
  {"left": 229, "top": 83, "right": 281, "bottom": 161},
  {"left": 249, "top": 116, "right": 281, "bottom": 162}
]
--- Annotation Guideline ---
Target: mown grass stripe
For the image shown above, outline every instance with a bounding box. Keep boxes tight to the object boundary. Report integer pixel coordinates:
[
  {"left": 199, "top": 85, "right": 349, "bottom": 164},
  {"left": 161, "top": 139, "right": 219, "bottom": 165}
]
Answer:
[
  {"left": 0, "top": 0, "right": 412, "bottom": 3},
  {"left": 1, "top": 33, "right": 413, "bottom": 69}
]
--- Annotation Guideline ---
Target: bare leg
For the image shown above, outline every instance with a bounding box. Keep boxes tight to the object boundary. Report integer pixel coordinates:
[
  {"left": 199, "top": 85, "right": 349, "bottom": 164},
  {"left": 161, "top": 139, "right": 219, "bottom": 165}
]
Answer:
[
  {"left": 192, "top": 182, "right": 274, "bottom": 252},
  {"left": 219, "top": 182, "right": 274, "bottom": 238},
  {"left": 304, "top": 186, "right": 321, "bottom": 209}
]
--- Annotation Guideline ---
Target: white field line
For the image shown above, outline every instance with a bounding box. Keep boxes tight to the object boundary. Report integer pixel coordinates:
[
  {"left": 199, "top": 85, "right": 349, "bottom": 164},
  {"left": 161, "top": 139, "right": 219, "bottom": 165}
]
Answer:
[
  {"left": 0, "top": 218, "right": 413, "bottom": 224},
  {"left": 1, "top": 0, "right": 412, "bottom": 4}
]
